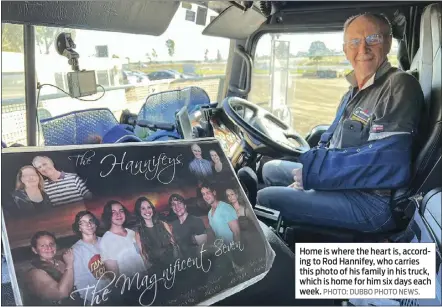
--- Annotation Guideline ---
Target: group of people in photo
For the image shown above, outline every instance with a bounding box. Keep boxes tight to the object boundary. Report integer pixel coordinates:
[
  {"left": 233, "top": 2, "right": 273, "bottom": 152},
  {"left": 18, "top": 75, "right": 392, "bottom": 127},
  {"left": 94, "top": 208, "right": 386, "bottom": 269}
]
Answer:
[
  {"left": 24, "top": 184, "right": 254, "bottom": 305},
  {"left": 188, "top": 144, "right": 231, "bottom": 182},
  {"left": 8, "top": 156, "right": 91, "bottom": 217},
  {"left": 4, "top": 145, "right": 262, "bottom": 305},
  {"left": 9, "top": 144, "right": 232, "bottom": 218},
  {"left": 9, "top": 144, "right": 231, "bottom": 218},
  {"left": 186, "top": 144, "right": 256, "bottom": 247}
]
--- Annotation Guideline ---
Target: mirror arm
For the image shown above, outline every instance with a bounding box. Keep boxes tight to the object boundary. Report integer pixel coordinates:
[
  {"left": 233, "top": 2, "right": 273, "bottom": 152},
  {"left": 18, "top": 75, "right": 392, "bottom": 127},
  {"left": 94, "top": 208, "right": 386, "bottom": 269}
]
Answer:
[{"left": 229, "top": 45, "right": 252, "bottom": 96}]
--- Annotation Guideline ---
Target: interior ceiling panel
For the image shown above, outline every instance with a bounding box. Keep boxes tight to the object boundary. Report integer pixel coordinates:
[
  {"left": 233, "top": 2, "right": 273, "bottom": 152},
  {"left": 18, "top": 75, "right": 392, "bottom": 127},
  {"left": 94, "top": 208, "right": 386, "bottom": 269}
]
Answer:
[
  {"left": 1, "top": 0, "right": 180, "bottom": 35},
  {"left": 263, "top": 1, "right": 432, "bottom": 39}
]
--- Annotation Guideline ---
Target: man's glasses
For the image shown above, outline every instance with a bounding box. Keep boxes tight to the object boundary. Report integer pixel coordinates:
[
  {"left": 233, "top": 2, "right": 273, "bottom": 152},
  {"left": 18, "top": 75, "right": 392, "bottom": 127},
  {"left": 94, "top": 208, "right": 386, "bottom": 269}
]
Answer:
[{"left": 344, "top": 34, "right": 386, "bottom": 49}]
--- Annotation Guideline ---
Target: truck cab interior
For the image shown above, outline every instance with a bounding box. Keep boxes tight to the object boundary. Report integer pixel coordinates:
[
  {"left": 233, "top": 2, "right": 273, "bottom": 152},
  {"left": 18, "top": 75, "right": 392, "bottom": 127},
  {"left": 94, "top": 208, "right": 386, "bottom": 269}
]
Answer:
[{"left": 1, "top": 1, "right": 441, "bottom": 306}]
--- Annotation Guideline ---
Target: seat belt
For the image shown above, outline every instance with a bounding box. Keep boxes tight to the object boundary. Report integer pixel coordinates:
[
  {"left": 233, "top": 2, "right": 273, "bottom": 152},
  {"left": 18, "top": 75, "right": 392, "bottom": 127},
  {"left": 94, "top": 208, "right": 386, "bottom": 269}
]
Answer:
[
  {"left": 392, "top": 155, "right": 442, "bottom": 228},
  {"left": 409, "top": 155, "right": 442, "bottom": 210},
  {"left": 318, "top": 90, "right": 354, "bottom": 148}
]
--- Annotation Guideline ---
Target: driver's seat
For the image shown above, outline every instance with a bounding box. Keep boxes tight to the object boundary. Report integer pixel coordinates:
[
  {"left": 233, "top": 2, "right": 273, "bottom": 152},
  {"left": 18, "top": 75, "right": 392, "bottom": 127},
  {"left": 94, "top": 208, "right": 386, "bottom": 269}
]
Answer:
[
  {"left": 394, "top": 3, "right": 442, "bottom": 213},
  {"left": 270, "top": 3, "right": 442, "bottom": 242}
]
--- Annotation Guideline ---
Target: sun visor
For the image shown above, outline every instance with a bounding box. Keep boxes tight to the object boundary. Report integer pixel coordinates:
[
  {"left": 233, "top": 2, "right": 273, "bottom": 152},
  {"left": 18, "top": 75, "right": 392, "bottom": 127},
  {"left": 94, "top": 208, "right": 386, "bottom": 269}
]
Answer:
[
  {"left": 1, "top": 0, "right": 180, "bottom": 36},
  {"left": 202, "top": 5, "right": 267, "bottom": 40}
]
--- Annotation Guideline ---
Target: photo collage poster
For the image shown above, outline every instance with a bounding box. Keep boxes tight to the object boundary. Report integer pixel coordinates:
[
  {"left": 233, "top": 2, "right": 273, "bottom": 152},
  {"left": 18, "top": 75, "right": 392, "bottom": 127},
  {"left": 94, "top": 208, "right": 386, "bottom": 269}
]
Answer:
[{"left": 1, "top": 139, "right": 274, "bottom": 306}]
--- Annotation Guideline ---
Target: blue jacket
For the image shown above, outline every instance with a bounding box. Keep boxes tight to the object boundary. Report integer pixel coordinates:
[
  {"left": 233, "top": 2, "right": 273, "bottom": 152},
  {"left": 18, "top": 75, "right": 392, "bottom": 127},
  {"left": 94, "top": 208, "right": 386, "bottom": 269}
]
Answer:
[{"left": 299, "top": 134, "right": 413, "bottom": 190}]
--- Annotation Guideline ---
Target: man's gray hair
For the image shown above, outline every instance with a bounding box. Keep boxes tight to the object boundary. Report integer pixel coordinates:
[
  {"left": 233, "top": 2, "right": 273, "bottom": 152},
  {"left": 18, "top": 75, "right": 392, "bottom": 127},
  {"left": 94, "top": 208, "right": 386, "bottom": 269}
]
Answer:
[
  {"left": 32, "top": 155, "right": 54, "bottom": 167},
  {"left": 191, "top": 143, "right": 201, "bottom": 150},
  {"left": 343, "top": 13, "right": 393, "bottom": 36}
]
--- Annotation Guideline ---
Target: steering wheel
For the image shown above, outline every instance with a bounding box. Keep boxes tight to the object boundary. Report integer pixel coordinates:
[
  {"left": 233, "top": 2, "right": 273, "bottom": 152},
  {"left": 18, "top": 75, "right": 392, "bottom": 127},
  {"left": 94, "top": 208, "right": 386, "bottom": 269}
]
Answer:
[
  {"left": 114, "top": 135, "right": 143, "bottom": 143},
  {"left": 223, "top": 97, "right": 310, "bottom": 156}
]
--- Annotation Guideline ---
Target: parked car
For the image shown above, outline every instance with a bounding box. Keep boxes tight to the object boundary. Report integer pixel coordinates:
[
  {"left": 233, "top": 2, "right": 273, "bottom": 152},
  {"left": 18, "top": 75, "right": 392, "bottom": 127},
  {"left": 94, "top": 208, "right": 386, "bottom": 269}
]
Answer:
[
  {"left": 122, "top": 70, "right": 149, "bottom": 84},
  {"left": 146, "top": 69, "right": 194, "bottom": 81}
]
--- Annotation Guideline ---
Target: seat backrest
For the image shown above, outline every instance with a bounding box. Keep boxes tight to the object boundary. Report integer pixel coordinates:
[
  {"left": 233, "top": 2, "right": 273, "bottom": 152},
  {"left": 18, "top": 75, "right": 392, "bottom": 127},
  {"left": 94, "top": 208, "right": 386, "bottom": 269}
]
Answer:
[
  {"left": 403, "top": 3, "right": 442, "bottom": 197},
  {"left": 137, "top": 86, "right": 210, "bottom": 124},
  {"left": 40, "top": 108, "right": 118, "bottom": 146}
]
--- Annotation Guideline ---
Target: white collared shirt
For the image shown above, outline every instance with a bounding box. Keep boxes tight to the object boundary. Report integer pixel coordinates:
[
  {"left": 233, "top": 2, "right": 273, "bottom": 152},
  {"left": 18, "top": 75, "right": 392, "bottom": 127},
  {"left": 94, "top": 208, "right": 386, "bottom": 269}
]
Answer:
[{"left": 360, "top": 73, "right": 376, "bottom": 90}]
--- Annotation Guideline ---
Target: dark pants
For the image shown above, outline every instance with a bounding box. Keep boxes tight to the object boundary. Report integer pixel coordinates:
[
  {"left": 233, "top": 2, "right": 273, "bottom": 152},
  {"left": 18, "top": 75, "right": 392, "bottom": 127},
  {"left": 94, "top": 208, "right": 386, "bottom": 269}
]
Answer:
[{"left": 257, "top": 160, "right": 396, "bottom": 233}]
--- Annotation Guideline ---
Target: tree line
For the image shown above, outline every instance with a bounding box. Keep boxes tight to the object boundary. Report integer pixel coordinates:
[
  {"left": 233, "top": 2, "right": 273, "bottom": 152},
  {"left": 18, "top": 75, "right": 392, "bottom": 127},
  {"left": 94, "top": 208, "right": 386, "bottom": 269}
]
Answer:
[
  {"left": 3, "top": 24, "right": 223, "bottom": 63},
  {"left": 2, "top": 23, "right": 77, "bottom": 54}
]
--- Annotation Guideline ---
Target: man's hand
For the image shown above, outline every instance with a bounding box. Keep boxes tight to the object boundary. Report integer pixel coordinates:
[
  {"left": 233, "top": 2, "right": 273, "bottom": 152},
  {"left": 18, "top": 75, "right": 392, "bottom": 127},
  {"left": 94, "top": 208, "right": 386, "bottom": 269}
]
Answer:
[{"left": 288, "top": 168, "right": 304, "bottom": 190}]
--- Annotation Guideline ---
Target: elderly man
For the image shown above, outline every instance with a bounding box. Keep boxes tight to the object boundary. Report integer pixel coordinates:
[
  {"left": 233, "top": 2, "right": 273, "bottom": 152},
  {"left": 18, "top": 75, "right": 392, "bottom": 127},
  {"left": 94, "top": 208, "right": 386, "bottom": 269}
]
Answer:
[
  {"left": 257, "top": 13, "right": 424, "bottom": 233},
  {"left": 32, "top": 156, "right": 92, "bottom": 206},
  {"left": 188, "top": 143, "right": 213, "bottom": 181}
]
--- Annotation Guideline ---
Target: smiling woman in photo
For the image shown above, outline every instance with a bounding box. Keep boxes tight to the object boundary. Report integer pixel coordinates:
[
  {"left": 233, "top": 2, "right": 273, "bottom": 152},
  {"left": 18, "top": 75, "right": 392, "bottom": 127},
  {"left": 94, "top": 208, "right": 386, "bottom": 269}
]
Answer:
[
  {"left": 209, "top": 150, "right": 230, "bottom": 176},
  {"left": 225, "top": 188, "right": 251, "bottom": 218},
  {"left": 99, "top": 200, "right": 146, "bottom": 278},
  {"left": 134, "top": 197, "right": 179, "bottom": 270},
  {"left": 225, "top": 188, "right": 253, "bottom": 230},
  {"left": 210, "top": 150, "right": 223, "bottom": 172},
  {"left": 11, "top": 165, "right": 52, "bottom": 215}
]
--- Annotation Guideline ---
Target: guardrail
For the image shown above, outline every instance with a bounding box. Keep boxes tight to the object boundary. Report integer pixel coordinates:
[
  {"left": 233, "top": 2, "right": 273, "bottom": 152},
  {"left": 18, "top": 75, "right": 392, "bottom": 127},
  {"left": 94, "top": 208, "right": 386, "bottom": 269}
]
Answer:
[
  {"left": 1, "top": 84, "right": 137, "bottom": 106},
  {"left": 2, "top": 75, "right": 226, "bottom": 105}
]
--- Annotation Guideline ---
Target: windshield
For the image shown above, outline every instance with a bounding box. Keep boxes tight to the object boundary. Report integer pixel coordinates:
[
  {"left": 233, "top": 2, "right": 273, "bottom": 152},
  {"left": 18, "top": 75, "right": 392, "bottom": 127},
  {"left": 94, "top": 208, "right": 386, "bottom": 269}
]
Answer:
[{"left": 1, "top": 4, "right": 230, "bottom": 146}]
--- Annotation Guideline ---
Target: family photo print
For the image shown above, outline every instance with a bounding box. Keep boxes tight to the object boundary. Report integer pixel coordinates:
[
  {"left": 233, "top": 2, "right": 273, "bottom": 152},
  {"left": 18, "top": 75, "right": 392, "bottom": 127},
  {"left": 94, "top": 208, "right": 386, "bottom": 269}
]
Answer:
[{"left": 1, "top": 139, "right": 274, "bottom": 306}]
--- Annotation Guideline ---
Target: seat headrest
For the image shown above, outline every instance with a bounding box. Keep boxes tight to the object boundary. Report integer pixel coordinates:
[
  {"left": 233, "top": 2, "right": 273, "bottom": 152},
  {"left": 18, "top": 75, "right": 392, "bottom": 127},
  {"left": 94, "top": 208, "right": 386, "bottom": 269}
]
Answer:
[
  {"left": 407, "top": 3, "right": 441, "bottom": 94},
  {"left": 420, "top": 4, "right": 441, "bottom": 64},
  {"left": 406, "top": 47, "right": 421, "bottom": 79}
]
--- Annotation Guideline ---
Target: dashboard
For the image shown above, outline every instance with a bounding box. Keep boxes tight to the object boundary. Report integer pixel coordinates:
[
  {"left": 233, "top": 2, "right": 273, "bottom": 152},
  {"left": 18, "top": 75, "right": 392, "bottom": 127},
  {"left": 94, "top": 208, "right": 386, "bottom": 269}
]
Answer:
[{"left": 210, "top": 117, "right": 242, "bottom": 160}]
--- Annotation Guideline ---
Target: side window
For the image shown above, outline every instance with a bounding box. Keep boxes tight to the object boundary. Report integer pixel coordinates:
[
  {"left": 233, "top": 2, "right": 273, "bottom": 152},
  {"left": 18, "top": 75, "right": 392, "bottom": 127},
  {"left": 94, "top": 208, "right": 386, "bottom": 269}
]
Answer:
[
  {"left": 1, "top": 23, "right": 27, "bottom": 146},
  {"left": 161, "top": 72, "right": 172, "bottom": 79},
  {"left": 148, "top": 72, "right": 158, "bottom": 80},
  {"left": 249, "top": 32, "right": 399, "bottom": 137},
  {"left": 157, "top": 72, "right": 167, "bottom": 79}
]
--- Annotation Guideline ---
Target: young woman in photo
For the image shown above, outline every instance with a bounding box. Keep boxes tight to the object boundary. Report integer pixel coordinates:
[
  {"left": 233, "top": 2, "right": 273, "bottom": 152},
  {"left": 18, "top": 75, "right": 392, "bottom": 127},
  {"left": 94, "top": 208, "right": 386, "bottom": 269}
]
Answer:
[
  {"left": 134, "top": 197, "right": 179, "bottom": 270},
  {"left": 209, "top": 149, "right": 230, "bottom": 176},
  {"left": 11, "top": 166, "right": 52, "bottom": 215},
  {"left": 26, "top": 231, "right": 80, "bottom": 305},
  {"left": 225, "top": 188, "right": 266, "bottom": 265},
  {"left": 225, "top": 188, "right": 254, "bottom": 222},
  {"left": 99, "top": 200, "right": 146, "bottom": 278}
]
